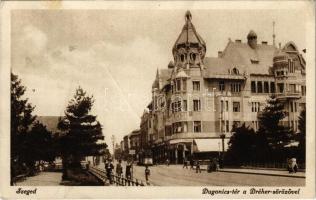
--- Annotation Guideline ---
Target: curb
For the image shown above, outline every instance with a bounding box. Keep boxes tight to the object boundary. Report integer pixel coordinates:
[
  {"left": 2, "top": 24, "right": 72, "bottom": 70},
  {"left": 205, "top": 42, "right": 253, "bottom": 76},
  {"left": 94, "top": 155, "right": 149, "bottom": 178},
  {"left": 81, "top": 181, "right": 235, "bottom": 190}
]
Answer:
[{"left": 218, "top": 169, "right": 306, "bottom": 178}]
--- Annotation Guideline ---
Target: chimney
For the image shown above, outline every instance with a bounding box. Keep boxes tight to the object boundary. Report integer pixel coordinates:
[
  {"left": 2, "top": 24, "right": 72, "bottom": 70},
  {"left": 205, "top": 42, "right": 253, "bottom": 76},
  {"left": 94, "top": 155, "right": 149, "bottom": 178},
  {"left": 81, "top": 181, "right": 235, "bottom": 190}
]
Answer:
[
  {"left": 262, "top": 41, "right": 268, "bottom": 45},
  {"left": 235, "top": 39, "right": 242, "bottom": 43},
  {"left": 218, "top": 51, "right": 223, "bottom": 57}
]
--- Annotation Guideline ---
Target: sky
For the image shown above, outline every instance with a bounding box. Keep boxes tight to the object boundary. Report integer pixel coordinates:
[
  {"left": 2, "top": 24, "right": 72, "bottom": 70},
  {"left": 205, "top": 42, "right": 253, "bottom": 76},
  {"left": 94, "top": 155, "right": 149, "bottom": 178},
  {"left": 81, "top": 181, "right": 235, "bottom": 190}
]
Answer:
[{"left": 11, "top": 9, "right": 306, "bottom": 152}]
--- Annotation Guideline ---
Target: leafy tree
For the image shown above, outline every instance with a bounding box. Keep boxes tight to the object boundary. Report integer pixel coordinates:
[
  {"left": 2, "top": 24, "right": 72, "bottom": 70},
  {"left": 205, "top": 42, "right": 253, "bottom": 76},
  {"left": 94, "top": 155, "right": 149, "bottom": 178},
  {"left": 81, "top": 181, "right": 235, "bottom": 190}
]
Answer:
[
  {"left": 58, "top": 87, "right": 107, "bottom": 174},
  {"left": 257, "top": 95, "right": 293, "bottom": 150},
  {"left": 226, "top": 123, "right": 256, "bottom": 165},
  {"left": 11, "top": 73, "right": 36, "bottom": 179}
]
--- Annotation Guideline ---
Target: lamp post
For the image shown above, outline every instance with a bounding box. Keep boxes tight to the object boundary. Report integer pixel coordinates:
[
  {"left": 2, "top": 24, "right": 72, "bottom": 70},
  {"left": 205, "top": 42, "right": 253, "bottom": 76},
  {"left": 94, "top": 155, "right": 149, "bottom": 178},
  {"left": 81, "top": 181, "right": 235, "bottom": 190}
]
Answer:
[{"left": 220, "top": 133, "right": 226, "bottom": 168}]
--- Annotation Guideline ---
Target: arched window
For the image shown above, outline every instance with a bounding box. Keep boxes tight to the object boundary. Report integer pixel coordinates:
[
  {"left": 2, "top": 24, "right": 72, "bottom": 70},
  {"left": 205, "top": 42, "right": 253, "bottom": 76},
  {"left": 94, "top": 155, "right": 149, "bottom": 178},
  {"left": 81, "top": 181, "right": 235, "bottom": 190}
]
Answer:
[
  {"left": 232, "top": 68, "right": 239, "bottom": 75},
  {"left": 191, "top": 53, "right": 196, "bottom": 61},
  {"left": 180, "top": 54, "right": 185, "bottom": 62}
]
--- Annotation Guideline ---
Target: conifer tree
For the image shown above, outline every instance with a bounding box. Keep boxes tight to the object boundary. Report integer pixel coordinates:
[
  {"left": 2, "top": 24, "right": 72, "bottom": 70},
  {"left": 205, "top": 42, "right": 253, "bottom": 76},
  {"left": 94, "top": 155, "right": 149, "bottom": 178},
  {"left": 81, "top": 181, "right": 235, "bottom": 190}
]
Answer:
[
  {"left": 11, "top": 73, "right": 36, "bottom": 179},
  {"left": 257, "top": 95, "right": 292, "bottom": 150},
  {"left": 58, "top": 87, "right": 107, "bottom": 170},
  {"left": 226, "top": 123, "right": 256, "bottom": 165}
]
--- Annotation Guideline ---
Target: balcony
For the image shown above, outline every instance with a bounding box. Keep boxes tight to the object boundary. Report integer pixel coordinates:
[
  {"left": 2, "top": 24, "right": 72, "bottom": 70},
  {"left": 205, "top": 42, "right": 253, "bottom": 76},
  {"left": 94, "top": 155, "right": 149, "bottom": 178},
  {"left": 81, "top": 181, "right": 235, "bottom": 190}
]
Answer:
[{"left": 275, "top": 92, "right": 301, "bottom": 99}]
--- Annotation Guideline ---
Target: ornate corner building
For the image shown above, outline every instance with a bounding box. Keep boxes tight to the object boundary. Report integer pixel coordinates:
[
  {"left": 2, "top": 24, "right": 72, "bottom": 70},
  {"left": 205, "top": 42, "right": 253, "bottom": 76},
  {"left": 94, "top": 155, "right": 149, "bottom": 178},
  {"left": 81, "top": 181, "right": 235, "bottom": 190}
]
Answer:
[{"left": 137, "top": 11, "right": 306, "bottom": 164}]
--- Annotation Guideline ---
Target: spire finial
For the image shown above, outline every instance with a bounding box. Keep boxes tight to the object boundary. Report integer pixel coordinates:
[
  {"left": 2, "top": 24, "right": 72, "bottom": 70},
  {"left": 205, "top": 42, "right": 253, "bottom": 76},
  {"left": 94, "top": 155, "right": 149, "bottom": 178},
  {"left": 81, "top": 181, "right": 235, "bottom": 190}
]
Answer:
[
  {"left": 185, "top": 10, "right": 192, "bottom": 21},
  {"left": 273, "top": 21, "right": 276, "bottom": 46}
]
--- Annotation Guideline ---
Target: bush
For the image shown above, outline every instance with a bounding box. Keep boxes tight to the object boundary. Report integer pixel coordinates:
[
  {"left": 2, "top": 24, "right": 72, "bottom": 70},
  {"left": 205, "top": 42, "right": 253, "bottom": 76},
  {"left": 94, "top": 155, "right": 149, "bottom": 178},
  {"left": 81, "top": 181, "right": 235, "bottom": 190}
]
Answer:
[{"left": 64, "top": 169, "right": 103, "bottom": 186}]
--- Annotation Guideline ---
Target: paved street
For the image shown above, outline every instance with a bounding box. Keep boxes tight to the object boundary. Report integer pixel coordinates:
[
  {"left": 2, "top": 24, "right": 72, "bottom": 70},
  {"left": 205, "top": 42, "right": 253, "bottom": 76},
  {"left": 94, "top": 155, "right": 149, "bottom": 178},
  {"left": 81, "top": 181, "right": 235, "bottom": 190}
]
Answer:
[
  {"left": 97, "top": 163, "right": 305, "bottom": 186},
  {"left": 16, "top": 172, "right": 62, "bottom": 186}
]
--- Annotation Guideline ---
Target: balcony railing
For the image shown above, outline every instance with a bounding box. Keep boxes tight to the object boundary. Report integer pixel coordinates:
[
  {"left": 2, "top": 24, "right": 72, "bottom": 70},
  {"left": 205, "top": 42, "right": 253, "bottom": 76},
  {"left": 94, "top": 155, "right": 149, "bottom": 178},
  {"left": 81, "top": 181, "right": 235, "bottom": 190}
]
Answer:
[{"left": 275, "top": 92, "right": 301, "bottom": 99}]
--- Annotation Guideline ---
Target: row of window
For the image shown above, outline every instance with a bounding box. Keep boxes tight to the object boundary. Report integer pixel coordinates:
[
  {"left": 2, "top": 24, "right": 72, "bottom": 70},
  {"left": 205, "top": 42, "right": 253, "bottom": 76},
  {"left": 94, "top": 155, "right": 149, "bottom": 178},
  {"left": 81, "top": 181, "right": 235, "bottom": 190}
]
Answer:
[
  {"left": 251, "top": 102, "right": 261, "bottom": 112},
  {"left": 172, "top": 99, "right": 242, "bottom": 113},
  {"left": 218, "top": 81, "right": 241, "bottom": 93},
  {"left": 171, "top": 80, "right": 199, "bottom": 93},
  {"left": 171, "top": 79, "right": 304, "bottom": 96},
  {"left": 172, "top": 121, "right": 201, "bottom": 133},
  {"left": 170, "top": 119, "right": 299, "bottom": 134},
  {"left": 251, "top": 81, "right": 275, "bottom": 93},
  {"left": 220, "top": 101, "right": 241, "bottom": 112},
  {"left": 178, "top": 53, "right": 198, "bottom": 63},
  {"left": 171, "top": 99, "right": 200, "bottom": 113}
]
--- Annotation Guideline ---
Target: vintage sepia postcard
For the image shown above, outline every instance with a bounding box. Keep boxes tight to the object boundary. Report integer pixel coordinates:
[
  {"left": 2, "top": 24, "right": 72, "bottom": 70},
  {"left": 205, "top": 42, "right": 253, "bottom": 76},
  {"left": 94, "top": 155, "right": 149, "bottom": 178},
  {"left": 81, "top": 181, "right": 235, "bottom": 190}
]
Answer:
[{"left": 0, "top": 1, "right": 315, "bottom": 199}]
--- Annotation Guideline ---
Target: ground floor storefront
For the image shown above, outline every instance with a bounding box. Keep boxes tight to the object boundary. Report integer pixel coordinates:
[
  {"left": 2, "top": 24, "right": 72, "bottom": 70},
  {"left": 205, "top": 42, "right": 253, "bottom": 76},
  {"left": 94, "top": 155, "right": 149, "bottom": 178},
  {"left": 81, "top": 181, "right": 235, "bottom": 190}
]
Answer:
[{"left": 152, "top": 138, "right": 229, "bottom": 164}]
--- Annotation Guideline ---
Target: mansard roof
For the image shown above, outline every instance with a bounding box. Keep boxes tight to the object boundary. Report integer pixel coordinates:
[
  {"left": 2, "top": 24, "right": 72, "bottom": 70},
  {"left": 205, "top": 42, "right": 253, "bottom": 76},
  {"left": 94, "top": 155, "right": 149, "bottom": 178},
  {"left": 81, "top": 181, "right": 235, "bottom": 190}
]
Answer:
[{"left": 203, "top": 40, "right": 278, "bottom": 77}]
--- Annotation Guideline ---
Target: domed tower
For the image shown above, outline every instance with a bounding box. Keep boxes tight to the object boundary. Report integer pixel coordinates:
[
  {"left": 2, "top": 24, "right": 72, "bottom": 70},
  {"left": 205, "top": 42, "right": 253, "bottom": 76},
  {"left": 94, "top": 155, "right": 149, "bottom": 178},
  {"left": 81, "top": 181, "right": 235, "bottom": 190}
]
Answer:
[
  {"left": 247, "top": 30, "right": 257, "bottom": 49},
  {"left": 172, "top": 11, "right": 206, "bottom": 69}
]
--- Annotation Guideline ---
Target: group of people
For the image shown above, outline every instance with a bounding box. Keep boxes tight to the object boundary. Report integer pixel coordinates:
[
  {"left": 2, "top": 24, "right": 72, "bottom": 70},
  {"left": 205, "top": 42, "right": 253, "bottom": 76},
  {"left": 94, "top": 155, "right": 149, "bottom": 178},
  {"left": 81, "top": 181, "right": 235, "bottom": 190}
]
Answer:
[
  {"left": 104, "top": 159, "right": 133, "bottom": 184},
  {"left": 182, "top": 158, "right": 219, "bottom": 173},
  {"left": 104, "top": 159, "right": 151, "bottom": 185}
]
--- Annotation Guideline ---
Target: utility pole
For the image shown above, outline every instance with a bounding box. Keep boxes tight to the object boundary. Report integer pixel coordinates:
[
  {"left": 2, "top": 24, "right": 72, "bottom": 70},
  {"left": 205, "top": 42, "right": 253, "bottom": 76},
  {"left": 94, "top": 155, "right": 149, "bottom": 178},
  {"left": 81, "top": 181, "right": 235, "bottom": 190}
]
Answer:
[{"left": 111, "top": 135, "right": 115, "bottom": 159}]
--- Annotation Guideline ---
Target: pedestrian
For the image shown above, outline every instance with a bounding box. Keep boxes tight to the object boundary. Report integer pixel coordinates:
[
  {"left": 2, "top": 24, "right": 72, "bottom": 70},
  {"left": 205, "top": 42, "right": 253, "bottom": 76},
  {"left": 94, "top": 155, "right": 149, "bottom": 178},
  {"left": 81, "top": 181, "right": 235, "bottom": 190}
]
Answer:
[
  {"left": 290, "top": 157, "right": 298, "bottom": 173},
  {"left": 195, "top": 160, "right": 201, "bottom": 173},
  {"left": 166, "top": 158, "right": 170, "bottom": 166},
  {"left": 105, "top": 159, "right": 114, "bottom": 184},
  {"left": 207, "top": 159, "right": 213, "bottom": 173},
  {"left": 214, "top": 158, "right": 219, "bottom": 171},
  {"left": 145, "top": 165, "right": 150, "bottom": 184},
  {"left": 116, "top": 159, "right": 123, "bottom": 177},
  {"left": 190, "top": 159, "right": 194, "bottom": 170},
  {"left": 183, "top": 158, "right": 188, "bottom": 169},
  {"left": 125, "top": 161, "right": 132, "bottom": 179}
]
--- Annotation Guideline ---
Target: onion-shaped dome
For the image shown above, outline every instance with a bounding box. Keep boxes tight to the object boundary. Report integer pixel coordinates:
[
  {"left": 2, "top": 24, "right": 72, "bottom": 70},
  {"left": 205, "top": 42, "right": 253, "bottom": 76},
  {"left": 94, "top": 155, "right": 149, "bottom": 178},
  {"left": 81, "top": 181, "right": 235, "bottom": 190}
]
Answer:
[
  {"left": 247, "top": 30, "right": 257, "bottom": 39},
  {"left": 273, "top": 50, "right": 290, "bottom": 67}
]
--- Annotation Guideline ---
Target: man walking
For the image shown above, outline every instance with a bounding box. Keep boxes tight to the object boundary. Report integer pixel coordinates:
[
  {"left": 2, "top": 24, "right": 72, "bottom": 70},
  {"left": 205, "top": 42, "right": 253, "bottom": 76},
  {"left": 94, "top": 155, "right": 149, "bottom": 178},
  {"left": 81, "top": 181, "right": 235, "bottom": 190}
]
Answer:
[
  {"left": 190, "top": 159, "right": 194, "bottom": 170},
  {"left": 125, "top": 161, "right": 132, "bottom": 179},
  {"left": 116, "top": 159, "right": 123, "bottom": 177},
  {"left": 145, "top": 165, "right": 150, "bottom": 185},
  {"left": 195, "top": 160, "right": 201, "bottom": 173},
  {"left": 105, "top": 159, "right": 114, "bottom": 184},
  {"left": 183, "top": 158, "right": 188, "bottom": 169}
]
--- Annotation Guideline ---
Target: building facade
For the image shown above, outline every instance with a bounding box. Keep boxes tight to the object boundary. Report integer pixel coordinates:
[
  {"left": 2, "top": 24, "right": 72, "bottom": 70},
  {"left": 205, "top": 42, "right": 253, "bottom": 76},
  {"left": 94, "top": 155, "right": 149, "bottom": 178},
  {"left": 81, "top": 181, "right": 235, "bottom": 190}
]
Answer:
[
  {"left": 147, "top": 11, "right": 306, "bottom": 164},
  {"left": 119, "top": 11, "right": 306, "bottom": 165}
]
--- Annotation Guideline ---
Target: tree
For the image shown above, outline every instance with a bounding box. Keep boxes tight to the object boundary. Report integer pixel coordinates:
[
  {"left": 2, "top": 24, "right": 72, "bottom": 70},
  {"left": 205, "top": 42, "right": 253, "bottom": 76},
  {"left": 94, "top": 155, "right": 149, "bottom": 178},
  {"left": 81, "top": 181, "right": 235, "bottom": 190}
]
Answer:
[
  {"left": 21, "top": 121, "right": 55, "bottom": 174},
  {"left": 257, "top": 95, "right": 293, "bottom": 162},
  {"left": 58, "top": 87, "right": 107, "bottom": 173},
  {"left": 11, "top": 73, "right": 36, "bottom": 179},
  {"left": 258, "top": 95, "right": 292, "bottom": 149},
  {"left": 226, "top": 123, "right": 256, "bottom": 165}
]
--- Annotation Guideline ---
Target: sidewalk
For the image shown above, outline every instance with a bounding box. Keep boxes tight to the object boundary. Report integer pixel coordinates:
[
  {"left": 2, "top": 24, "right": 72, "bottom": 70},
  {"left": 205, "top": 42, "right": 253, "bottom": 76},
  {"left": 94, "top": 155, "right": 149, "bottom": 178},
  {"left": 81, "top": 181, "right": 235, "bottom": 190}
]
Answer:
[
  {"left": 16, "top": 172, "right": 62, "bottom": 186},
  {"left": 218, "top": 168, "right": 305, "bottom": 178}
]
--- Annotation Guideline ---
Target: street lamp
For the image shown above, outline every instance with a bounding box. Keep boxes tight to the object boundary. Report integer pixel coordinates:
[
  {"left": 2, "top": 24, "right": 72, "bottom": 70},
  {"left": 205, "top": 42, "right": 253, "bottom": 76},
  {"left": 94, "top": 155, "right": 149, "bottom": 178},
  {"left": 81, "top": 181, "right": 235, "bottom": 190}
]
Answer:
[{"left": 220, "top": 133, "right": 226, "bottom": 168}]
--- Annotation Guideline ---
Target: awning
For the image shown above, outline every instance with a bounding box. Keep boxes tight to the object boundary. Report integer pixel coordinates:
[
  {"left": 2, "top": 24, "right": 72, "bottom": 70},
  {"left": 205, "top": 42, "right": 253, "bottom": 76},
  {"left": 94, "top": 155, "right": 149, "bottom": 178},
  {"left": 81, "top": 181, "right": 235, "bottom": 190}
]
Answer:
[
  {"left": 169, "top": 138, "right": 193, "bottom": 144},
  {"left": 194, "top": 138, "right": 229, "bottom": 152}
]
